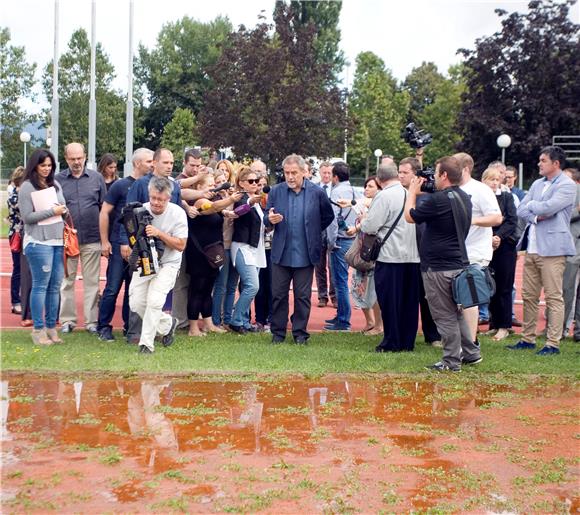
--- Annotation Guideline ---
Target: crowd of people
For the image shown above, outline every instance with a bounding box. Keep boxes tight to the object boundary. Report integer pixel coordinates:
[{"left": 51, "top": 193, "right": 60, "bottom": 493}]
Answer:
[{"left": 6, "top": 142, "right": 579, "bottom": 369}]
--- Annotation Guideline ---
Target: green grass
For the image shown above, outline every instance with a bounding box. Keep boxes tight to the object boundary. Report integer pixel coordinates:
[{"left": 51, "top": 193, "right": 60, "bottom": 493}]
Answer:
[
  {"left": 2, "top": 330, "right": 580, "bottom": 376},
  {"left": 1, "top": 205, "right": 9, "bottom": 238}
]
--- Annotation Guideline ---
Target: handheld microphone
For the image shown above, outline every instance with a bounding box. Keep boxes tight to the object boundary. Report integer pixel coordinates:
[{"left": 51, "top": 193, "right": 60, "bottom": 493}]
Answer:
[
  {"left": 209, "top": 182, "right": 231, "bottom": 193},
  {"left": 234, "top": 204, "right": 251, "bottom": 216},
  {"left": 261, "top": 185, "right": 271, "bottom": 194},
  {"left": 330, "top": 198, "right": 357, "bottom": 207},
  {"left": 260, "top": 185, "right": 271, "bottom": 209},
  {"left": 199, "top": 200, "right": 213, "bottom": 211}
]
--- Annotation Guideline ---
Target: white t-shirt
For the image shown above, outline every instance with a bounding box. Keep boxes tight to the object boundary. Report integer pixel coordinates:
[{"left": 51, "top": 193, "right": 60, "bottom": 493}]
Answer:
[
  {"left": 144, "top": 202, "right": 188, "bottom": 269},
  {"left": 460, "top": 178, "right": 501, "bottom": 263}
]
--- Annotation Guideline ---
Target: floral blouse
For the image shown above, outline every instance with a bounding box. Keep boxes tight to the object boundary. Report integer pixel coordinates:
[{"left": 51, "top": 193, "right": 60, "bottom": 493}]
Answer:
[{"left": 7, "top": 184, "right": 22, "bottom": 239}]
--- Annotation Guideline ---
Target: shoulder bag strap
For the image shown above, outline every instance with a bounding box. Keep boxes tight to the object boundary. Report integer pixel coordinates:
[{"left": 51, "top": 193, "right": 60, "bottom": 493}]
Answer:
[
  {"left": 377, "top": 190, "right": 407, "bottom": 249},
  {"left": 447, "top": 190, "right": 470, "bottom": 267}
]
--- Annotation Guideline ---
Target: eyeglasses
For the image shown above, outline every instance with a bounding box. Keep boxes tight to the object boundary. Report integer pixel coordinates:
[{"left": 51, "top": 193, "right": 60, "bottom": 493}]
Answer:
[{"left": 245, "top": 178, "right": 259, "bottom": 184}]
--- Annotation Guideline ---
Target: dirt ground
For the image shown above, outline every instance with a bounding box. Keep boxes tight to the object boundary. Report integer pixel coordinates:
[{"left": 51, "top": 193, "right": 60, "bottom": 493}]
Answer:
[{"left": 1, "top": 373, "right": 578, "bottom": 513}]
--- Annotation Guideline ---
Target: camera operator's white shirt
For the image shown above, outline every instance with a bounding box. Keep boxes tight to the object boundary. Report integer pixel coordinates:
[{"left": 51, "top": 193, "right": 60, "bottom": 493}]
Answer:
[
  {"left": 460, "top": 178, "right": 501, "bottom": 263},
  {"left": 143, "top": 202, "right": 188, "bottom": 269}
]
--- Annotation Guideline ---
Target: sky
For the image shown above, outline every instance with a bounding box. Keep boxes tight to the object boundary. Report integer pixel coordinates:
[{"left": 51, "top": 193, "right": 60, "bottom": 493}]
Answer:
[{"left": 3, "top": 0, "right": 578, "bottom": 117}]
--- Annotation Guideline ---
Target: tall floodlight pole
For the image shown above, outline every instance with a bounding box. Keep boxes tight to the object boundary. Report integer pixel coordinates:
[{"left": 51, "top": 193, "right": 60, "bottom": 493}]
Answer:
[
  {"left": 124, "top": 0, "right": 135, "bottom": 177},
  {"left": 51, "top": 0, "right": 60, "bottom": 169},
  {"left": 343, "top": 62, "right": 350, "bottom": 163},
  {"left": 88, "top": 0, "right": 97, "bottom": 168}
]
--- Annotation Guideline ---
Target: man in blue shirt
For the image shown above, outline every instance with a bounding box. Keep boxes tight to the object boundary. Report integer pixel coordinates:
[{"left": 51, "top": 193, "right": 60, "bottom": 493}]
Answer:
[
  {"left": 97, "top": 148, "right": 153, "bottom": 342},
  {"left": 265, "top": 154, "right": 334, "bottom": 344}
]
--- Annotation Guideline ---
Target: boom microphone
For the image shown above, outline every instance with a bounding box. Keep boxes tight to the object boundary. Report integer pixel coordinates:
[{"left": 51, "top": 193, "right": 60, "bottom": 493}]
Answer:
[
  {"left": 330, "top": 198, "right": 357, "bottom": 207},
  {"left": 209, "top": 182, "right": 231, "bottom": 193}
]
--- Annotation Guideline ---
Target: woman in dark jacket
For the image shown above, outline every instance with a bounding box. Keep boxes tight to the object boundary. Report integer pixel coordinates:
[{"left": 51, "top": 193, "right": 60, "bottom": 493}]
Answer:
[
  {"left": 186, "top": 173, "right": 241, "bottom": 337},
  {"left": 228, "top": 166, "right": 267, "bottom": 334},
  {"left": 483, "top": 167, "right": 519, "bottom": 341}
]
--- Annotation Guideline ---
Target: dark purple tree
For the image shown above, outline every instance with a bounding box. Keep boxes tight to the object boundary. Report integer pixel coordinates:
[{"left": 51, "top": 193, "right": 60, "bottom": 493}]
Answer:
[
  {"left": 457, "top": 0, "right": 580, "bottom": 180},
  {"left": 199, "top": 3, "right": 345, "bottom": 167}
]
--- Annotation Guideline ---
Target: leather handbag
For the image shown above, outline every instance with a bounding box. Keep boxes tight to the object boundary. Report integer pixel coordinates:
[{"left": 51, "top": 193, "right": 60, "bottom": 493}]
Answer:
[
  {"left": 9, "top": 231, "right": 22, "bottom": 253},
  {"left": 448, "top": 191, "right": 496, "bottom": 308},
  {"left": 345, "top": 234, "right": 374, "bottom": 272},
  {"left": 190, "top": 234, "right": 225, "bottom": 269},
  {"left": 359, "top": 191, "right": 406, "bottom": 263},
  {"left": 63, "top": 215, "right": 80, "bottom": 257}
]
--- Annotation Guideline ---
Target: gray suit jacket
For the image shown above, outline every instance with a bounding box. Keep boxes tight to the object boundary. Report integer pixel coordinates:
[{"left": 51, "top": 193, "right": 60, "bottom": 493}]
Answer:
[{"left": 517, "top": 172, "right": 576, "bottom": 256}]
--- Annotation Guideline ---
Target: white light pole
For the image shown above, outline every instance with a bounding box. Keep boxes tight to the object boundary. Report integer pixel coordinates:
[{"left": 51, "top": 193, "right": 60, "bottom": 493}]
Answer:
[
  {"left": 497, "top": 134, "right": 512, "bottom": 164},
  {"left": 51, "top": 0, "right": 60, "bottom": 169},
  {"left": 20, "top": 131, "right": 31, "bottom": 166},
  {"left": 46, "top": 137, "right": 52, "bottom": 148},
  {"left": 87, "top": 0, "right": 97, "bottom": 169},
  {"left": 374, "top": 148, "right": 382, "bottom": 172}
]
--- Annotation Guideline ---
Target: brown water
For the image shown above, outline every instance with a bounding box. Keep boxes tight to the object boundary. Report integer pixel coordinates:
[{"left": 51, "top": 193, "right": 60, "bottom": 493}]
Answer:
[{"left": 2, "top": 373, "right": 579, "bottom": 513}]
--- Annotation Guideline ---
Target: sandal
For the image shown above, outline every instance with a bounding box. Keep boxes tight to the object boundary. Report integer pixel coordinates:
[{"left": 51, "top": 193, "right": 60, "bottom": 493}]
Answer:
[
  {"left": 361, "top": 325, "right": 375, "bottom": 334},
  {"left": 493, "top": 328, "right": 510, "bottom": 341},
  {"left": 31, "top": 329, "right": 53, "bottom": 346},
  {"left": 46, "top": 328, "right": 63, "bottom": 344}
]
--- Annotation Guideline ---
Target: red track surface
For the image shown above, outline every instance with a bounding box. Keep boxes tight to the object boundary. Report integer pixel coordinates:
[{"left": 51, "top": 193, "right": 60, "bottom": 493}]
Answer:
[{"left": 1, "top": 244, "right": 533, "bottom": 334}]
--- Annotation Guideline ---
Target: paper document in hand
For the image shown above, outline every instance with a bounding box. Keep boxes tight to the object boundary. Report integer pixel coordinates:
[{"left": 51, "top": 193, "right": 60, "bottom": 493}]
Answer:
[{"left": 30, "top": 186, "right": 62, "bottom": 225}]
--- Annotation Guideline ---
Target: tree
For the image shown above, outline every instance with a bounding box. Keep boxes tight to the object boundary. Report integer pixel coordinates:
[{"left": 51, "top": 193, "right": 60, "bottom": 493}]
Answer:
[
  {"left": 284, "top": 0, "right": 345, "bottom": 83},
  {"left": 348, "top": 52, "right": 411, "bottom": 176},
  {"left": 403, "top": 61, "right": 446, "bottom": 123},
  {"left": 42, "top": 29, "right": 138, "bottom": 163},
  {"left": 135, "top": 16, "right": 232, "bottom": 148},
  {"left": 160, "top": 108, "right": 198, "bottom": 172},
  {"left": 457, "top": 0, "right": 580, "bottom": 177},
  {"left": 0, "top": 27, "right": 37, "bottom": 173},
  {"left": 415, "top": 64, "right": 466, "bottom": 165},
  {"left": 199, "top": 4, "right": 345, "bottom": 167}
]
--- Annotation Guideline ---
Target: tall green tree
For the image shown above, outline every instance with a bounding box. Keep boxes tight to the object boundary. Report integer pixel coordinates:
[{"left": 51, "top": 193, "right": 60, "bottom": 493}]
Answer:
[
  {"left": 135, "top": 16, "right": 232, "bottom": 148},
  {"left": 457, "top": 0, "right": 580, "bottom": 176},
  {"left": 414, "top": 64, "right": 466, "bottom": 165},
  {"left": 199, "top": 4, "right": 345, "bottom": 167},
  {"left": 42, "top": 29, "right": 138, "bottom": 163},
  {"left": 282, "top": 0, "right": 345, "bottom": 83},
  {"left": 348, "top": 52, "right": 410, "bottom": 176},
  {"left": 160, "top": 108, "right": 198, "bottom": 172},
  {"left": 403, "top": 61, "right": 446, "bottom": 123},
  {"left": 0, "top": 27, "right": 37, "bottom": 173}
]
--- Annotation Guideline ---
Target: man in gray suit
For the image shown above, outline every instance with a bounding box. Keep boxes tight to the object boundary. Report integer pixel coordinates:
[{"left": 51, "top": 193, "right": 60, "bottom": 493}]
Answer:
[{"left": 508, "top": 146, "right": 576, "bottom": 355}]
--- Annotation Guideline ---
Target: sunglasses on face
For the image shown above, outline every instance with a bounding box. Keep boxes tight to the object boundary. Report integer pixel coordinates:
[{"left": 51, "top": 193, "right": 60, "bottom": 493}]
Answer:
[{"left": 245, "top": 178, "right": 259, "bottom": 184}]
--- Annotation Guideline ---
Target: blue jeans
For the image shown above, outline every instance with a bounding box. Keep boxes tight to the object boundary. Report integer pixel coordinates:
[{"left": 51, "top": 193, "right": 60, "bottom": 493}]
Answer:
[
  {"left": 230, "top": 250, "right": 259, "bottom": 328},
  {"left": 330, "top": 238, "right": 352, "bottom": 326},
  {"left": 212, "top": 249, "right": 231, "bottom": 325},
  {"left": 223, "top": 255, "right": 239, "bottom": 325},
  {"left": 98, "top": 243, "right": 132, "bottom": 332},
  {"left": 479, "top": 303, "right": 489, "bottom": 321},
  {"left": 25, "top": 243, "right": 64, "bottom": 330}
]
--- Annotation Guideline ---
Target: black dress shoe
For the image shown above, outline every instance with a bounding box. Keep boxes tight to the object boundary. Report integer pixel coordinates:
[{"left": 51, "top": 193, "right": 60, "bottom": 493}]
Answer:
[
  {"left": 294, "top": 336, "right": 309, "bottom": 345},
  {"left": 138, "top": 345, "right": 153, "bottom": 354},
  {"left": 228, "top": 324, "right": 247, "bottom": 335},
  {"left": 271, "top": 335, "right": 285, "bottom": 344}
]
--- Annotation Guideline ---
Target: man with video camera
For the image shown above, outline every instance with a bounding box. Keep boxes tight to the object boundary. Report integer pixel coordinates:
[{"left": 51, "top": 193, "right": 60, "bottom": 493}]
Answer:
[
  {"left": 404, "top": 156, "right": 482, "bottom": 372},
  {"left": 127, "top": 176, "right": 188, "bottom": 354}
]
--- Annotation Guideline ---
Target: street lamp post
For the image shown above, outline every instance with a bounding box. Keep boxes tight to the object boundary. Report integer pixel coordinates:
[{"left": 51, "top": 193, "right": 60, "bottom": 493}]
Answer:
[
  {"left": 496, "top": 134, "right": 512, "bottom": 164},
  {"left": 374, "top": 149, "right": 382, "bottom": 172},
  {"left": 20, "top": 131, "right": 31, "bottom": 167}
]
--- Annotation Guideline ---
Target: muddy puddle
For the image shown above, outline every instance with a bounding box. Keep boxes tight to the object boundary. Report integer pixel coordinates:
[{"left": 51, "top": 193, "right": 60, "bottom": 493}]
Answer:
[{"left": 1, "top": 373, "right": 579, "bottom": 513}]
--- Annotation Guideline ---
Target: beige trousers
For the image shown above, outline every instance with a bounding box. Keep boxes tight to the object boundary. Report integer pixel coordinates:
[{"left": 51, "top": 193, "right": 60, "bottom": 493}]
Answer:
[
  {"left": 59, "top": 242, "right": 102, "bottom": 327},
  {"left": 521, "top": 253, "right": 567, "bottom": 347}
]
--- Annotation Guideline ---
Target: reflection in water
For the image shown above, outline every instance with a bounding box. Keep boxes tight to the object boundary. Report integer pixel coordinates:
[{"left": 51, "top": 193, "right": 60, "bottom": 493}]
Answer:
[{"left": 2, "top": 374, "right": 578, "bottom": 512}]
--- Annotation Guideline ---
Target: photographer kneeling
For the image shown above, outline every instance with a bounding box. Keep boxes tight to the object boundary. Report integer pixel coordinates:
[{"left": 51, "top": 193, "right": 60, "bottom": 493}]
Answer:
[
  {"left": 404, "top": 156, "right": 482, "bottom": 372},
  {"left": 128, "top": 176, "right": 188, "bottom": 354}
]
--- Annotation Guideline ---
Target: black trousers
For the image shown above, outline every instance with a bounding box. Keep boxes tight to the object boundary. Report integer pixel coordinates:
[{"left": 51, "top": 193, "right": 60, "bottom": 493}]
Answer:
[
  {"left": 489, "top": 242, "right": 517, "bottom": 329},
  {"left": 374, "top": 262, "right": 420, "bottom": 352},
  {"left": 419, "top": 272, "right": 441, "bottom": 343},
  {"left": 314, "top": 238, "right": 335, "bottom": 302},
  {"left": 271, "top": 263, "right": 314, "bottom": 340},
  {"left": 187, "top": 268, "right": 219, "bottom": 320}
]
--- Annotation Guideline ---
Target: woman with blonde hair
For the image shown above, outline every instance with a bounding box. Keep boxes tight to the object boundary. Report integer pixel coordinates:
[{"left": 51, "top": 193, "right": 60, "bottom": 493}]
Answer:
[{"left": 482, "top": 167, "right": 518, "bottom": 341}]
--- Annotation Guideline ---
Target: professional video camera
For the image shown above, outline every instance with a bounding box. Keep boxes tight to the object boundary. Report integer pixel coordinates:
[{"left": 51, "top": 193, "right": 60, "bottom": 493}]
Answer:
[
  {"left": 402, "top": 122, "right": 433, "bottom": 149},
  {"left": 417, "top": 167, "right": 436, "bottom": 193},
  {"left": 121, "top": 202, "right": 164, "bottom": 276}
]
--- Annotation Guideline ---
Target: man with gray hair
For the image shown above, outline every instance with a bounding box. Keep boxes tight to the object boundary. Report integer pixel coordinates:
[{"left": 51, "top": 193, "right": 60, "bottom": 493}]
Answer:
[
  {"left": 96, "top": 148, "right": 153, "bottom": 343},
  {"left": 265, "top": 154, "right": 334, "bottom": 344},
  {"left": 361, "top": 163, "right": 421, "bottom": 352},
  {"left": 128, "top": 176, "right": 188, "bottom": 354}
]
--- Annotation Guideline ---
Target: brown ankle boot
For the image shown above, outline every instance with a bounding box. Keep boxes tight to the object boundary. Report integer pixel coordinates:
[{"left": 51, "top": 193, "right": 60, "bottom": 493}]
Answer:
[{"left": 31, "top": 329, "right": 53, "bottom": 346}]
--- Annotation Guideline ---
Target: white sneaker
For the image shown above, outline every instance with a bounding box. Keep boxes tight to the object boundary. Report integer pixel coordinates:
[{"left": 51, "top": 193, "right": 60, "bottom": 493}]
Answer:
[{"left": 60, "top": 322, "right": 76, "bottom": 333}]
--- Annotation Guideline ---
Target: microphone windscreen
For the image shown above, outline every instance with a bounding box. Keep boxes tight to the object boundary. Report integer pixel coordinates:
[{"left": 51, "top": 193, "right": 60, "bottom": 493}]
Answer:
[{"left": 262, "top": 185, "right": 271, "bottom": 194}]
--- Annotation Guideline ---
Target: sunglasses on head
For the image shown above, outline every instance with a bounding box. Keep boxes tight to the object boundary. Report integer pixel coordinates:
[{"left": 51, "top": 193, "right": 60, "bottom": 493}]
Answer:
[{"left": 245, "top": 178, "right": 259, "bottom": 184}]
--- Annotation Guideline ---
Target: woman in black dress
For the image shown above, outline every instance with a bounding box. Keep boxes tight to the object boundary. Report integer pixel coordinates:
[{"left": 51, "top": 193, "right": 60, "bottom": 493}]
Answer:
[
  {"left": 482, "top": 167, "right": 519, "bottom": 341},
  {"left": 186, "top": 173, "right": 241, "bottom": 337}
]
